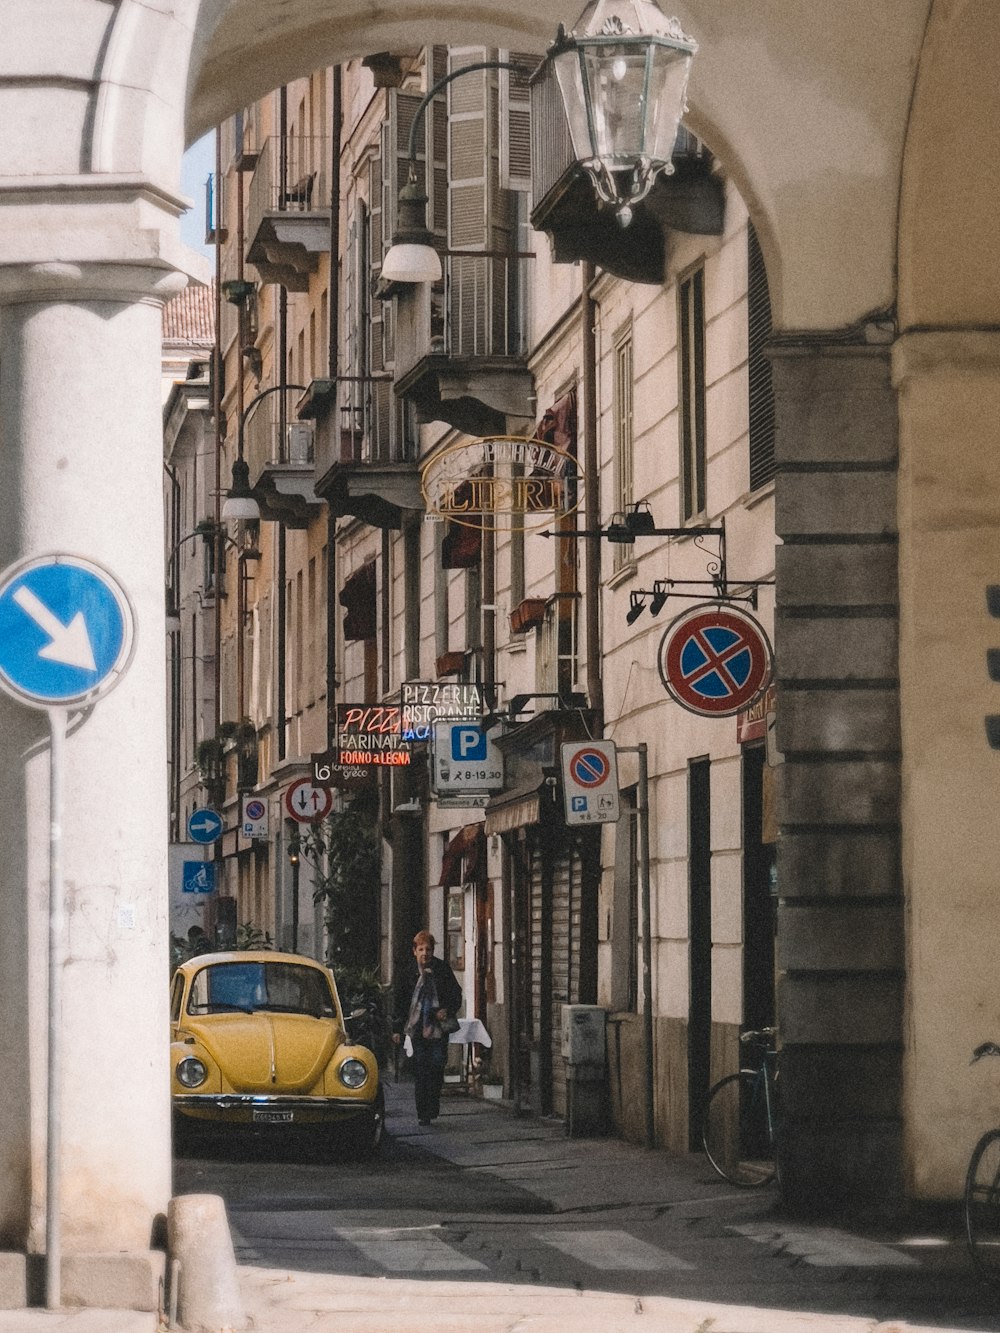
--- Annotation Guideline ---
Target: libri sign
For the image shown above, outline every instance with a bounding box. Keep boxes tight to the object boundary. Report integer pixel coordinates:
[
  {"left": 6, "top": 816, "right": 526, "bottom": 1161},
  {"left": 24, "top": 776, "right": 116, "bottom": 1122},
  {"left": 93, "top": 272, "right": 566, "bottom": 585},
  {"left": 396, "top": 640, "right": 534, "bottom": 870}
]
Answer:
[{"left": 420, "top": 435, "right": 580, "bottom": 533}]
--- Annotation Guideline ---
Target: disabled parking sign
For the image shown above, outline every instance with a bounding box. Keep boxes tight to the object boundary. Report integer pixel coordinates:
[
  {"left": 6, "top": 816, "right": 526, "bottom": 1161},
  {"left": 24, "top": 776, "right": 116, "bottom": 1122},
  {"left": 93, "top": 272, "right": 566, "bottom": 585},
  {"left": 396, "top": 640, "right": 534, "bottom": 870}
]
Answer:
[{"left": 560, "top": 742, "right": 621, "bottom": 825}]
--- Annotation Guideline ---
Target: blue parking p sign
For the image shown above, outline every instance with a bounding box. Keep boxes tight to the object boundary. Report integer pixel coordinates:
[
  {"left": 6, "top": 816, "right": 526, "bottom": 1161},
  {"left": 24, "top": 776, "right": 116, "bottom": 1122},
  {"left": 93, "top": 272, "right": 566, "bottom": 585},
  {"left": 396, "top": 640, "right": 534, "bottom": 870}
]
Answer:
[
  {"left": 451, "top": 725, "right": 487, "bottom": 761},
  {"left": 182, "top": 861, "right": 216, "bottom": 895}
]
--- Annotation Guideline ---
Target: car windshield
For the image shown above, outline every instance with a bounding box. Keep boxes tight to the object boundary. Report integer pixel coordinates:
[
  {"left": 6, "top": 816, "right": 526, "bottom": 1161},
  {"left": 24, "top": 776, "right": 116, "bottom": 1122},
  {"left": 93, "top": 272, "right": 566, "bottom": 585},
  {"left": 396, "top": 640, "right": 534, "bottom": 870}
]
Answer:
[{"left": 188, "top": 961, "right": 336, "bottom": 1018}]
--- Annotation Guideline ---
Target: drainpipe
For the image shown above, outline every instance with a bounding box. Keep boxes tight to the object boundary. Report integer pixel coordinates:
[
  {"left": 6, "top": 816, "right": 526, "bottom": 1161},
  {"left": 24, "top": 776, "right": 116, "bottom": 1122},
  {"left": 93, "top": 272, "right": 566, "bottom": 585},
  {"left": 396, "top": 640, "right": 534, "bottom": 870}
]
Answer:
[
  {"left": 326, "top": 66, "right": 343, "bottom": 747},
  {"left": 165, "top": 463, "right": 182, "bottom": 841},
  {"left": 277, "top": 87, "right": 289, "bottom": 761},
  {"left": 581, "top": 260, "right": 603, "bottom": 730},
  {"left": 213, "top": 131, "right": 224, "bottom": 747}
]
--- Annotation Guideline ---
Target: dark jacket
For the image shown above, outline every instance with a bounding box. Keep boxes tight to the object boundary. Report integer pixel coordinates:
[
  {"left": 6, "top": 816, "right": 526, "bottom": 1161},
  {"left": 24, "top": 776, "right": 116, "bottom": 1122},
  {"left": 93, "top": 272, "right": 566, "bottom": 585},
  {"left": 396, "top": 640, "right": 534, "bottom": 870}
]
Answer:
[{"left": 393, "top": 954, "right": 463, "bottom": 1038}]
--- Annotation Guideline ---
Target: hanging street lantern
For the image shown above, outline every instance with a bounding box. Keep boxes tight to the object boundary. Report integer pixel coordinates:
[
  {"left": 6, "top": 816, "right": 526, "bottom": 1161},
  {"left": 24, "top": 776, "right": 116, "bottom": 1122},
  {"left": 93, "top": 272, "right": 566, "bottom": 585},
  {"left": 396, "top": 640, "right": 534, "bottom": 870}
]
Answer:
[{"left": 545, "top": 0, "right": 697, "bottom": 227}]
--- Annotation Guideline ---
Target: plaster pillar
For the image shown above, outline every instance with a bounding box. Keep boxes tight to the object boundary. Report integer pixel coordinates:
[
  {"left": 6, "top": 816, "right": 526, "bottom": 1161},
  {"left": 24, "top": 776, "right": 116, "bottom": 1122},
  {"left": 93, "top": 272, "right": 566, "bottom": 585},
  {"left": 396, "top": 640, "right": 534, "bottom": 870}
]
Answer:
[
  {"left": 0, "top": 261, "right": 186, "bottom": 1259},
  {"left": 892, "top": 331, "right": 1000, "bottom": 1201},
  {"left": 770, "top": 337, "right": 904, "bottom": 1215}
]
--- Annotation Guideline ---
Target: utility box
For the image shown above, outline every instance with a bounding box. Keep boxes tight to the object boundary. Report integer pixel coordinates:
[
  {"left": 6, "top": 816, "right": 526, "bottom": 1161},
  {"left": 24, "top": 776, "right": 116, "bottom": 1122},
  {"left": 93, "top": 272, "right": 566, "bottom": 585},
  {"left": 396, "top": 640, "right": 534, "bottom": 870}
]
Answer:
[
  {"left": 561, "top": 1005, "right": 606, "bottom": 1138},
  {"left": 561, "top": 1004, "right": 606, "bottom": 1069}
]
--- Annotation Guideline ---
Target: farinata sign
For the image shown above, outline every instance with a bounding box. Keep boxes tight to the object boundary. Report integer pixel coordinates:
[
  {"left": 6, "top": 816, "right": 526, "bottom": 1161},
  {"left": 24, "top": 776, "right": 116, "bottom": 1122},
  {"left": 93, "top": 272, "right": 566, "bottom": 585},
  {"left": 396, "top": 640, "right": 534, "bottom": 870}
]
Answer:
[{"left": 420, "top": 435, "right": 581, "bottom": 532}]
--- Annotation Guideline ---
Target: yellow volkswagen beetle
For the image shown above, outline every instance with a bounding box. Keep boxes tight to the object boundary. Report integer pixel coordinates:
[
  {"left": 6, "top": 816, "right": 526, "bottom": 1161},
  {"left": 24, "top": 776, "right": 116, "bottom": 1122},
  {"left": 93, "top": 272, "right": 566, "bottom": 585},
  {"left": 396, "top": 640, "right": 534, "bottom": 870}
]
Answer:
[{"left": 170, "top": 951, "right": 383, "bottom": 1154}]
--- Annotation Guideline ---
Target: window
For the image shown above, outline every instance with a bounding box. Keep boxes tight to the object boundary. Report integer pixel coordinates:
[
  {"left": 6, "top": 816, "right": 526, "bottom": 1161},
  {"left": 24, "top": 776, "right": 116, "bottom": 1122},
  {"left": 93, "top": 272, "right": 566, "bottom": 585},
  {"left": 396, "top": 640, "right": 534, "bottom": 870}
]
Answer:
[
  {"left": 613, "top": 327, "right": 634, "bottom": 571},
  {"left": 678, "top": 267, "right": 706, "bottom": 521},
  {"left": 748, "top": 222, "right": 776, "bottom": 490}
]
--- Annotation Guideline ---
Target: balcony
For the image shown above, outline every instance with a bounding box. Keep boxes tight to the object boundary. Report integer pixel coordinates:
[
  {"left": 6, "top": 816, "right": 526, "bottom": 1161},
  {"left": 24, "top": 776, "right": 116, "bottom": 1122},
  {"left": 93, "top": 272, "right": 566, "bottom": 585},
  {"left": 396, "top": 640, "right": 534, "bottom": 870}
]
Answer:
[
  {"left": 304, "top": 376, "right": 421, "bottom": 530},
  {"left": 244, "top": 394, "right": 322, "bottom": 527},
  {"left": 393, "top": 251, "right": 534, "bottom": 438},
  {"left": 246, "top": 136, "right": 331, "bottom": 291},
  {"left": 529, "top": 67, "right": 724, "bottom": 286}
]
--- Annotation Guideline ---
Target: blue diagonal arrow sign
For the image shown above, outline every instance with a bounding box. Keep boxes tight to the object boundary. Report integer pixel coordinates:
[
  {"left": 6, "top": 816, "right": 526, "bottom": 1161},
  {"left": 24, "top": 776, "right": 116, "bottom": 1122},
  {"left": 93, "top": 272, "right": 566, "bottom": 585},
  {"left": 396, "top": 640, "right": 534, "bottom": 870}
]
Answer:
[{"left": 0, "top": 554, "right": 135, "bottom": 709}]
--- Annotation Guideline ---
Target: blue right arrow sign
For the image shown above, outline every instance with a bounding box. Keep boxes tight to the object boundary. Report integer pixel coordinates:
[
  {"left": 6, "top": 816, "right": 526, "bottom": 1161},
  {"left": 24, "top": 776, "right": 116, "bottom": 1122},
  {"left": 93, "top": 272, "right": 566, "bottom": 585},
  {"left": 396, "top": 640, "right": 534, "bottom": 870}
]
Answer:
[{"left": 187, "top": 808, "right": 224, "bottom": 845}]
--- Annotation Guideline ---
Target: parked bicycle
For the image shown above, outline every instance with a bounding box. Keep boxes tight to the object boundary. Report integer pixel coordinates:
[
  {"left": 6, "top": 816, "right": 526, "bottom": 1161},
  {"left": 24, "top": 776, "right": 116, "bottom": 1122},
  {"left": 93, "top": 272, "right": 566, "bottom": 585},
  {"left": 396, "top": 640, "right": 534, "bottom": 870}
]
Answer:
[
  {"left": 701, "top": 1026, "right": 778, "bottom": 1188},
  {"left": 964, "top": 1040, "right": 1000, "bottom": 1281}
]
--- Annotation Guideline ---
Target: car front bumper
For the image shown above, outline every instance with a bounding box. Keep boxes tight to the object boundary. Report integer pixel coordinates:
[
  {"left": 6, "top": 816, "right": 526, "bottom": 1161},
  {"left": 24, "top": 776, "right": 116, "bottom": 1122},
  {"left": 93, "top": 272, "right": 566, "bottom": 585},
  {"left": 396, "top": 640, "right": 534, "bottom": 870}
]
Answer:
[{"left": 173, "top": 1093, "right": 377, "bottom": 1125}]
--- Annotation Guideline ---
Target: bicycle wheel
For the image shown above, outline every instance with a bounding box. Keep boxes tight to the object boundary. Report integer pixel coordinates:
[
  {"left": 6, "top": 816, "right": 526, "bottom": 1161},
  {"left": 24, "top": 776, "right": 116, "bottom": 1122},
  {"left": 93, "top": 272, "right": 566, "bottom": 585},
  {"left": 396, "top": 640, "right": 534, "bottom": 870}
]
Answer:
[
  {"left": 965, "top": 1127, "right": 1000, "bottom": 1282},
  {"left": 701, "top": 1070, "right": 776, "bottom": 1187}
]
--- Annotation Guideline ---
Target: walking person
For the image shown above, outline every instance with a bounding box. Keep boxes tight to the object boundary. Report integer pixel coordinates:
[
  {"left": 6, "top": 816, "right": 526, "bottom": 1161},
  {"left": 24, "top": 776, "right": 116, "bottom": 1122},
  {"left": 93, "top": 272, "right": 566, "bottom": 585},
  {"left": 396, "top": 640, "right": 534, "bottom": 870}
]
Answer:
[{"left": 393, "top": 930, "right": 463, "bottom": 1125}]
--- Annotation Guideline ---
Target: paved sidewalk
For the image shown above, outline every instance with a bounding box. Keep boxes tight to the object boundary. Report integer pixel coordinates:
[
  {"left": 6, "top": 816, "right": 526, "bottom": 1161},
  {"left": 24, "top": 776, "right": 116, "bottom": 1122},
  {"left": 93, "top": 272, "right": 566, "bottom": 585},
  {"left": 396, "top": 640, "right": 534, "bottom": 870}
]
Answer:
[
  {"left": 2, "top": 1082, "right": 996, "bottom": 1332},
  {"left": 236, "top": 1081, "right": 998, "bottom": 1333}
]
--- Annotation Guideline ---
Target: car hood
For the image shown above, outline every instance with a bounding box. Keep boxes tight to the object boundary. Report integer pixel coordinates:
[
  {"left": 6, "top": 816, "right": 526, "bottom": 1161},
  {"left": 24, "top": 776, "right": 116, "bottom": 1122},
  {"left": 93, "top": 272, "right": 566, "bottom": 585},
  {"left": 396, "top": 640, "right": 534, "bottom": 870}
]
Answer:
[{"left": 183, "top": 1013, "right": 339, "bottom": 1093}]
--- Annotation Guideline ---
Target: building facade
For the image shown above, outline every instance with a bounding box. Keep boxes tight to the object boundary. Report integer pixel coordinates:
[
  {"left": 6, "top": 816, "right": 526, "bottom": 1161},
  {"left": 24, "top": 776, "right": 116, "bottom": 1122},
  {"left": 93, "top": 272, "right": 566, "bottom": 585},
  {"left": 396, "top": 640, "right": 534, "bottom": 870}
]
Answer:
[{"left": 166, "top": 45, "right": 780, "bottom": 1164}]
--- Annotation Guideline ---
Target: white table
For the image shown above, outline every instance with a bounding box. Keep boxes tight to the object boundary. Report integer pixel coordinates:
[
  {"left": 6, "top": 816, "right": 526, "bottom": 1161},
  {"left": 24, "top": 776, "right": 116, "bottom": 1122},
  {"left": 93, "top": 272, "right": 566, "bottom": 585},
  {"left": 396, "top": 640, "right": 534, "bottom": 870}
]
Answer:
[{"left": 403, "top": 1017, "right": 492, "bottom": 1084}]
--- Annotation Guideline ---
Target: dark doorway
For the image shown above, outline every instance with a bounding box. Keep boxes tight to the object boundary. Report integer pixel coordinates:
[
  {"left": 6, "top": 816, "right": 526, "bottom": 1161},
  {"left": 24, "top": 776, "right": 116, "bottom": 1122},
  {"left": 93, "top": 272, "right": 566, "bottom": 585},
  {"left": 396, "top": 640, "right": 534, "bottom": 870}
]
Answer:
[
  {"left": 687, "top": 758, "right": 712, "bottom": 1150},
  {"left": 742, "top": 744, "right": 777, "bottom": 1030}
]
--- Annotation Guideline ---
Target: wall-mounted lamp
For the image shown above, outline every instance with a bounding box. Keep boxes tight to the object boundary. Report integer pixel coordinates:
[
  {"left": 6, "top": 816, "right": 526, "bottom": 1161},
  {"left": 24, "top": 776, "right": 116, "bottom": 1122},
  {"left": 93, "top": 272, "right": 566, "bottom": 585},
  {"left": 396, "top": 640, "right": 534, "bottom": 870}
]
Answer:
[
  {"left": 543, "top": 0, "right": 697, "bottom": 227},
  {"left": 648, "top": 582, "right": 669, "bottom": 616},
  {"left": 626, "top": 593, "right": 646, "bottom": 625},
  {"left": 380, "top": 0, "right": 695, "bottom": 283},
  {"left": 221, "top": 455, "right": 260, "bottom": 522}
]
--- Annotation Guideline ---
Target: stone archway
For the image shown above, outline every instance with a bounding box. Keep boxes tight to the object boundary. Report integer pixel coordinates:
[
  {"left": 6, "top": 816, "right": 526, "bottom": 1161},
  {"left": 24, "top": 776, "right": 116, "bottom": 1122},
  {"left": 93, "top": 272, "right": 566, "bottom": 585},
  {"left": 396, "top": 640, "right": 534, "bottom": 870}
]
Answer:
[{"left": 1, "top": 0, "right": 992, "bottom": 1293}]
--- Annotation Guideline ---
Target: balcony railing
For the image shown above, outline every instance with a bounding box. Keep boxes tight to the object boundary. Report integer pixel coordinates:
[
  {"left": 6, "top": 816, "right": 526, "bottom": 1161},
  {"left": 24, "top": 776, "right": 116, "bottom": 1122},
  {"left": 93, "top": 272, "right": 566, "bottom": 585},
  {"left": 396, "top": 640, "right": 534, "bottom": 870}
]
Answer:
[
  {"left": 338, "top": 374, "right": 409, "bottom": 467},
  {"left": 244, "top": 393, "right": 314, "bottom": 488},
  {"left": 247, "top": 135, "right": 331, "bottom": 220},
  {"left": 439, "top": 251, "right": 531, "bottom": 360}
]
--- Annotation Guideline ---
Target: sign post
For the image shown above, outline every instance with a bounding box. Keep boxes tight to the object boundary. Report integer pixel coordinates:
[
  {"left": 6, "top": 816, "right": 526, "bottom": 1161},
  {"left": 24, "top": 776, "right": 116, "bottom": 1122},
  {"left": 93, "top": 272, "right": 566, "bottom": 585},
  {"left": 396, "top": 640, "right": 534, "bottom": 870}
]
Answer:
[{"left": 0, "top": 553, "right": 135, "bottom": 1310}]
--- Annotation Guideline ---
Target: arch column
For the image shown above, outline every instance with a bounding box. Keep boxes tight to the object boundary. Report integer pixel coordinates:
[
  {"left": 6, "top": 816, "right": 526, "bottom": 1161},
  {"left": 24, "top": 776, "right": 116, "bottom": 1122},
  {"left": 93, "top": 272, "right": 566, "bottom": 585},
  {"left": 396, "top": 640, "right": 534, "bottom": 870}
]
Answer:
[
  {"left": 892, "top": 331, "right": 1000, "bottom": 1201},
  {"left": 0, "top": 259, "right": 185, "bottom": 1283},
  {"left": 771, "top": 334, "right": 904, "bottom": 1214}
]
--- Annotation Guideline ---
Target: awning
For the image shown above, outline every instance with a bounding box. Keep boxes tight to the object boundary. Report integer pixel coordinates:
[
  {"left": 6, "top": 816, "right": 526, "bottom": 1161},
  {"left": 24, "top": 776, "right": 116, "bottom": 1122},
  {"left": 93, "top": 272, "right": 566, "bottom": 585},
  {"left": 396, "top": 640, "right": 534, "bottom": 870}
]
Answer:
[
  {"left": 533, "top": 387, "right": 578, "bottom": 456},
  {"left": 439, "top": 822, "right": 485, "bottom": 887},
  {"left": 441, "top": 482, "right": 482, "bottom": 569},
  {"left": 483, "top": 783, "right": 544, "bottom": 837}
]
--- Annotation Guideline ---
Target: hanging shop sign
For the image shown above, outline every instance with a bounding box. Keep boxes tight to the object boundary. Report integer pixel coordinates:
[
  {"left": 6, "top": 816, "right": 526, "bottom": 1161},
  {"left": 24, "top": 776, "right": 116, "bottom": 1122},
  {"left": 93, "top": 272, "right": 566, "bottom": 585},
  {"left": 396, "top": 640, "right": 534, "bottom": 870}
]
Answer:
[
  {"left": 336, "top": 703, "right": 410, "bottom": 766},
  {"left": 311, "top": 749, "right": 373, "bottom": 790},
  {"left": 432, "top": 722, "right": 504, "bottom": 794},
  {"left": 736, "top": 682, "right": 776, "bottom": 744},
  {"left": 658, "top": 603, "right": 774, "bottom": 718},
  {"left": 560, "top": 741, "right": 621, "bottom": 826},
  {"left": 420, "top": 436, "right": 581, "bottom": 533},
  {"left": 401, "top": 680, "right": 483, "bottom": 736}
]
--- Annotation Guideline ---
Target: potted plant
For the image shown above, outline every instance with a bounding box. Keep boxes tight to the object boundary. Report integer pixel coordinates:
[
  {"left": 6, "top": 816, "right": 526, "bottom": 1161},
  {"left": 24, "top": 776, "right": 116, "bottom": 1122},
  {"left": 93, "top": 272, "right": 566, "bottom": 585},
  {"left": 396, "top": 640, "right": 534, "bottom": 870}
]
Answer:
[{"left": 509, "top": 597, "right": 547, "bottom": 636}]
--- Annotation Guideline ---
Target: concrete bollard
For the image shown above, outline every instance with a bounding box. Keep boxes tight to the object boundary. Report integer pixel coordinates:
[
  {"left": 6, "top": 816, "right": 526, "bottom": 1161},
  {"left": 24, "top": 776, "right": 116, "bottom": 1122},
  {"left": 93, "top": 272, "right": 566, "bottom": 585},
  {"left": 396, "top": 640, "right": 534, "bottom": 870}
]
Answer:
[{"left": 167, "top": 1194, "right": 247, "bottom": 1333}]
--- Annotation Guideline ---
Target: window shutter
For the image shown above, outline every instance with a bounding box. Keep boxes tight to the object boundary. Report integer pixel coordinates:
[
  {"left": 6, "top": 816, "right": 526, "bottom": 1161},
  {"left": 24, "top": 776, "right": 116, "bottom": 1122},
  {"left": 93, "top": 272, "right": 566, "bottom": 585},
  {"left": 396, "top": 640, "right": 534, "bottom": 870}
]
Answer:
[
  {"left": 448, "top": 48, "right": 490, "bottom": 250},
  {"left": 501, "top": 54, "right": 534, "bottom": 194},
  {"left": 748, "top": 222, "right": 776, "bottom": 490}
]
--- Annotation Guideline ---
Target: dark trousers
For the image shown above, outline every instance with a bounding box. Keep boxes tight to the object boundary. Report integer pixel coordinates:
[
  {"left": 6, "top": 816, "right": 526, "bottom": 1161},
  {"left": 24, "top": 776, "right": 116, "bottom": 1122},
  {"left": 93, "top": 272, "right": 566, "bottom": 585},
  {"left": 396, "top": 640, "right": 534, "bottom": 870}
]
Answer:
[{"left": 411, "top": 1035, "right": 448, "bottom": 1121}]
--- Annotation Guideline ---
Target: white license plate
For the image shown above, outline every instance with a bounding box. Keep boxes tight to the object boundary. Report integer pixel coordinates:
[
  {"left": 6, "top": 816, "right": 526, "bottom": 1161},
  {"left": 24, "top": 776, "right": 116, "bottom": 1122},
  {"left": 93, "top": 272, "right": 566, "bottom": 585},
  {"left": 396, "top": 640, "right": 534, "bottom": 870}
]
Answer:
[{"left": 253, "top": 1109, "right": 293, "bottom": 1123}]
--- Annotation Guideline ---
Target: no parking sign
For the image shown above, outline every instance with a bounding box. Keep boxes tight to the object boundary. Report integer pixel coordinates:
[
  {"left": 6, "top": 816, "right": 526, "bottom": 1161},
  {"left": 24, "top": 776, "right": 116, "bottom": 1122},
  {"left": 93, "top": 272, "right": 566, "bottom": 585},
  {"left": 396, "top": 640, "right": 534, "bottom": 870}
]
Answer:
[
  {"left": 658, "top": 602, "right": 773, "bottom": 718},
  {"left": 560, "top": 741, "right": 620, "bottom": 825}
]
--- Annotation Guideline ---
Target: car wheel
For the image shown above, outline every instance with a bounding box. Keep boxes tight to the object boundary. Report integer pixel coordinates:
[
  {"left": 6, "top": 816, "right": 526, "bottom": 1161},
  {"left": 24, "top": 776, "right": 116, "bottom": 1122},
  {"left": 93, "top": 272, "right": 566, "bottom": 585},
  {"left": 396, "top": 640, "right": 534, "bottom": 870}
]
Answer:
[{"left": 350, "top": 1086, "right": 385, "bottom": 1157}]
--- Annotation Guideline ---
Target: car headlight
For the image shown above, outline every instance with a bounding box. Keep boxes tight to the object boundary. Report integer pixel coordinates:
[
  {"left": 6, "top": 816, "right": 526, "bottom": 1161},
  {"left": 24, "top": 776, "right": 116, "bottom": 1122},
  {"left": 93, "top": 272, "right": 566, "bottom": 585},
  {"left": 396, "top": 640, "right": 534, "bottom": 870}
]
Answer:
[
  {"left": 176, "top": 1057, "right": 208, "bottom": 1089},
  {"left": 338, "top": 1058, "right": 368, "bottom": 1089}
]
